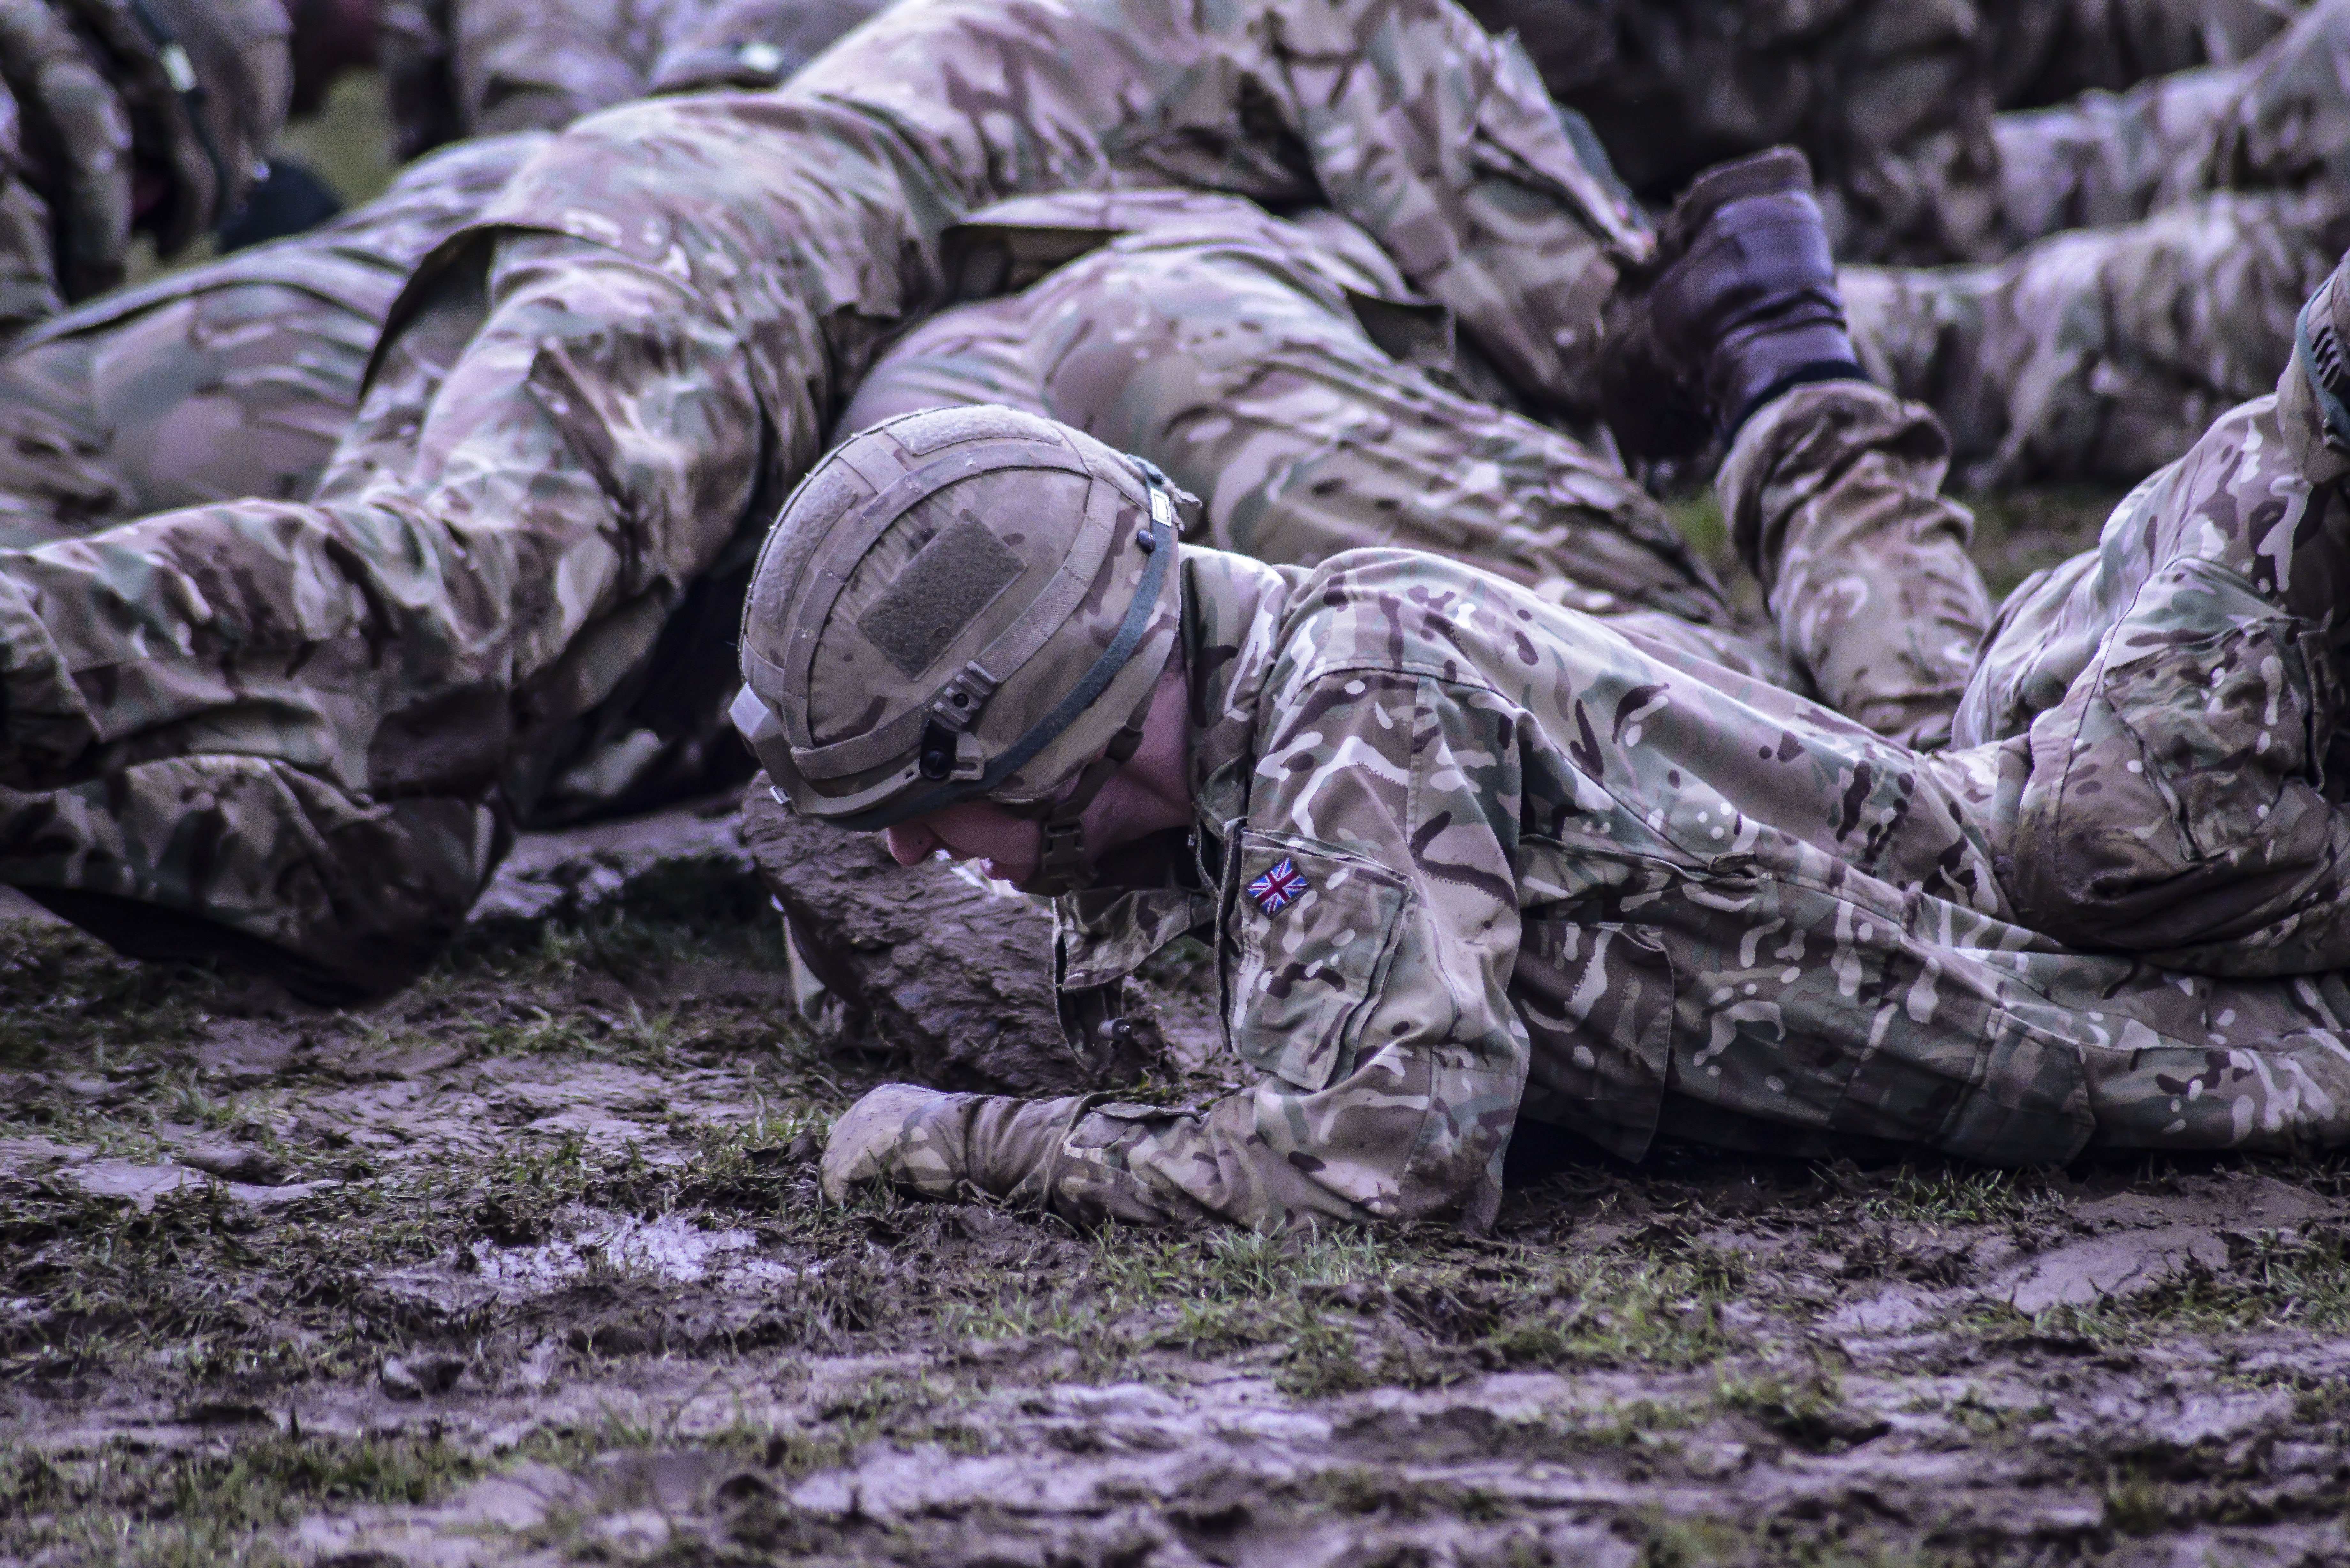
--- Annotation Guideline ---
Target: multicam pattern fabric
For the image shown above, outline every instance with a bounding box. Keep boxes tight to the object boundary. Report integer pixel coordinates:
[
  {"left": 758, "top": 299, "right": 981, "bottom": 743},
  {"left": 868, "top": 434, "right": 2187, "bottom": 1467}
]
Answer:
[
  {"left": 1461, "top": 0, "right": 2290, "bottom": 266},
  {"left": 0, "top": 133, "right": 543, "bottom": 547},
  {"left": 0, "top": 0, "right": 1650, "bottom": 996},
  {"left": 840, "top": 197, "right": 1994, "bottom": 748},
  {"left": 827, "top": 372, "right": 2350, "bottom": 1230},
  {"left": 1961, "top": 375, "right": 2350, "bottom": 976},
  {"left": 380, "top": 0, "right": 889, "bottom": 159},
  {"left": 1844, "top": 0, "right": 2350, "bottom": 485},
  {"left": 838, "top": 190, "right": 1730, "bottom": 632}
]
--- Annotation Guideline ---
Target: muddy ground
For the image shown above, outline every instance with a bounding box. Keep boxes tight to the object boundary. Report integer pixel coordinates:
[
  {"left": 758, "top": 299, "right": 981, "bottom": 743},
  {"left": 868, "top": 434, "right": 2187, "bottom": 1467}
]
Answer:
[{"left": 5, "top": 488, "right": 2350, "bottom": 1566}]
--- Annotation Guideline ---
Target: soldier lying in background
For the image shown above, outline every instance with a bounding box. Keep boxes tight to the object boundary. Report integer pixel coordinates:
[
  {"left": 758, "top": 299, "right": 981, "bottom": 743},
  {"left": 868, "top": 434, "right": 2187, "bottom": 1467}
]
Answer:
[
  {"left": 0, "top": 0, "right": 1648, "bottom": 1001},
  {"left": 1846, "top": 0, "right": 2350, "bottom": 486},
  {"left": 1466, "top": 0, "right": 2296, "bottom": 267},
  {"left": 0, "top": 0, "right": 891, "bottom": 549},
  {"left": 1460, "top": 0, "right": 2338, "bottom": 488},
  {"left": 0, "top": 0, "right": 288, "bottom": 342},
  {"left": 773, "top": 152, "right": 2350, "bottom": 1229}
]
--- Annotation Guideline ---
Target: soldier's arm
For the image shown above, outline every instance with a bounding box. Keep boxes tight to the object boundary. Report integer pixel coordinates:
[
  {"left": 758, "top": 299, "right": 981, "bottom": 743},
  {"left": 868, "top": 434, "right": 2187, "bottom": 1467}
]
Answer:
[{"left": 829, "top": 668, "right": 1534, "bottom": 1231}]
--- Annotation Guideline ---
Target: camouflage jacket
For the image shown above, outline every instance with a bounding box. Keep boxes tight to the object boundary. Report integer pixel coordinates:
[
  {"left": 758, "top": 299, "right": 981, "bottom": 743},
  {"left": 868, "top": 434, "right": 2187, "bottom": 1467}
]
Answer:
[{"left": 910, "top": 543, "right": 2350, "bottom": 1232}]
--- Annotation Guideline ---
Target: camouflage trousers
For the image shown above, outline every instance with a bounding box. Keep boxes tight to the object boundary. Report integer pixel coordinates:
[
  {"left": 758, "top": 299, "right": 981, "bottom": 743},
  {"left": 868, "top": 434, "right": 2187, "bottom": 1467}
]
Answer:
[
  {"left": 844, "top": 195, "right": 1993, "bottom": 750},
  {"left": 1680, "top": 369, "right": 2350, "bottom": 1154},
  {"left": 1846, "top": 0, "right": 2350, "bottom": 485},
  {"left": 1845, "top": 192, "right": 2350, "bottom": 488},
  {"left": 0, "top": 134, "right": 542, "bottom": 548},
  {"left": 0, "top": 224, "right": 763, "bottom": 999}
]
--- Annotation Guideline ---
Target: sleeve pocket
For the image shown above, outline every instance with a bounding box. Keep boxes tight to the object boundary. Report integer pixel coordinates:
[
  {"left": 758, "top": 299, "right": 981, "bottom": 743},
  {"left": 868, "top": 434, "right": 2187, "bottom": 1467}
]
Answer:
[{"left": 1223, "top": 831, "right": 1411, "bottom": 1093}]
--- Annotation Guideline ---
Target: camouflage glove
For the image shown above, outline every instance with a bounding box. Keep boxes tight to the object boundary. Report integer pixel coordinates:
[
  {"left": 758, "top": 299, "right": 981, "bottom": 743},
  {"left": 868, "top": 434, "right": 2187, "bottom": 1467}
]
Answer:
[{"left": 820, "top": 1085, "right": 1090, "bottom": 1205}]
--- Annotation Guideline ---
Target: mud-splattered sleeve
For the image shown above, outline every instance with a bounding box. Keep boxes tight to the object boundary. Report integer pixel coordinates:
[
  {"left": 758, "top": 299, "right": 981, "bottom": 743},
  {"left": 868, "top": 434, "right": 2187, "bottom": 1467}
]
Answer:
[{"left": 1017, "top": 667, "right": 1532, "bottom": 1230}]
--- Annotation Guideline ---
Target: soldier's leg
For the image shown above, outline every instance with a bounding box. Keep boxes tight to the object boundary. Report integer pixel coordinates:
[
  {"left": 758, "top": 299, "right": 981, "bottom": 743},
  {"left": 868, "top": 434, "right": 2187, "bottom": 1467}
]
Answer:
[
  {"left": 0, "top": 232, "right": 762, "bottom": 998},
  {"left": 843, "top": 228, "right": 1771, "bottom": 669},
  {"left": 1991, "top": 382, "right": 2350, "bottom": 977},
  {"left": 1988, "top": 62, "right": 2250, "bottom": 246},
  {"left": 1709, "top": 380, "right": 1994, "bottom": 751},
  {"left": 1844, "top": 189, "right": 2350, "bottom": 486},
  {"left": 0, "top": 282, "right": 381, "bottom": 547}
]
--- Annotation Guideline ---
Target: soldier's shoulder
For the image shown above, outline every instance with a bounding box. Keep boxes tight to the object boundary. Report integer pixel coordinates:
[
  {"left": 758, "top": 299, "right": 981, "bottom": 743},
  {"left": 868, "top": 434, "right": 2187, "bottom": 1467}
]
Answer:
[{"left": 1280, "top": 548, "right": 1531, "bottom": 661}]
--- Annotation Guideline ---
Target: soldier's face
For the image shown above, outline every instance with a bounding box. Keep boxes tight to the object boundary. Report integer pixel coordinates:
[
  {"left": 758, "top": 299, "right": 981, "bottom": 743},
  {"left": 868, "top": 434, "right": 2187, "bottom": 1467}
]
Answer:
[
  {"left": 880, "top": 661, "right": 1194, "bottom": 891},
  {"left": 883, "top": 801, "right": 1042, "bottom": 886}
]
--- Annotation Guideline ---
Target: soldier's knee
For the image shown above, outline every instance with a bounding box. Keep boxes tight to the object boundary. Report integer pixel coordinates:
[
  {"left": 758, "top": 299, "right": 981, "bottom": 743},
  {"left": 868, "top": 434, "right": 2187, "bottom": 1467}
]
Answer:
[{"left": 18, "top": 785, "right": 507, "bottom": 1004}]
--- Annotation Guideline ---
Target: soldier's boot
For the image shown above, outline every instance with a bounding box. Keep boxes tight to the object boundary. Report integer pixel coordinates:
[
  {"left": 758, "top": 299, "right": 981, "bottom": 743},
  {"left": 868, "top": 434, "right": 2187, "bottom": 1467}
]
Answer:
[
  {"left": 1598, "top": 147, "right": 1866, "bottom": 464},
  {"left": 1603, "top": 148, "right": 1990, "bottom": 751}
]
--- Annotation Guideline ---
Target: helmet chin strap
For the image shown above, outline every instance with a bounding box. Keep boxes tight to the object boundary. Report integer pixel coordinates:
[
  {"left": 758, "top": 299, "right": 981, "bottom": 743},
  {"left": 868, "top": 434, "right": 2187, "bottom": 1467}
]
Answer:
[{"left": 1017, "top": 692, "right": 1155, "bottom": 897}]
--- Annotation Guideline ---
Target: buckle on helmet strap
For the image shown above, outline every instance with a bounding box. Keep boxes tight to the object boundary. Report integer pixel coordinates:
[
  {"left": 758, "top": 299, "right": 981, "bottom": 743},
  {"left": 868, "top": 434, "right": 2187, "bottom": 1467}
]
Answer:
[{"left": 819, "top": 481, "right": 1176, "bottom": 833}]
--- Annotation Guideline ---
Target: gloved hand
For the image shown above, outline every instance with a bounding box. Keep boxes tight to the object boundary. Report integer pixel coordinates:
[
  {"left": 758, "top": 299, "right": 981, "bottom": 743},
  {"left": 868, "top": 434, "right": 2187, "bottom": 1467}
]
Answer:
[
  {"left": 820, "top": 1083, "right": 973, "bottom": 1203},
  {"left": 821, "top": 1085, "right": 1098, "bottom": 1206}
]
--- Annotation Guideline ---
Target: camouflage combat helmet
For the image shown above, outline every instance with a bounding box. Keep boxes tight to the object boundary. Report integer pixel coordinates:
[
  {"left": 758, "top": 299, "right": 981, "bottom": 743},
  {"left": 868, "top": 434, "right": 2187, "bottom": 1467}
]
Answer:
[
  {"left": 733, "top": 406, "right": 1186, "bottom": 893},
  {"left": 64, "top": 0, "right": 290, "bottom": 254}
]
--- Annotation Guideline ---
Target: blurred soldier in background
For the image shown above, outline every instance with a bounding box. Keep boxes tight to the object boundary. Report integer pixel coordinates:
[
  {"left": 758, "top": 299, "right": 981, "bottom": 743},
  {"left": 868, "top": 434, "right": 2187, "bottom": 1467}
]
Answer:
[
  {"left": 0, "top": 0, "right": 890, "bottom": 548},
  {"left": 1460, "top": 0, "right": 2350, "bottom": 487},
  {"left": 1846, "top": 0, "right": 2350, "bottom": 485},
  {"left": 0, "top": 0, "right": 289, "bottom": 340},
  {"left": 1462, "top": 0, "right": 2298, "bottom": 265},
  {"left": 288, "top": 0, "right": 888, "bottom": 161}
]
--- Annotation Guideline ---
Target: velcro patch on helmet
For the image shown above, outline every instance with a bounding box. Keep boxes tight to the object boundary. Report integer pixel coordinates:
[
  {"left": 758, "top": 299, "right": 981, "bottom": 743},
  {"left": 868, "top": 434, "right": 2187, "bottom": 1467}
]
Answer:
[{"left": 857, "top": 514, "right": 1026, "bottom": 679}]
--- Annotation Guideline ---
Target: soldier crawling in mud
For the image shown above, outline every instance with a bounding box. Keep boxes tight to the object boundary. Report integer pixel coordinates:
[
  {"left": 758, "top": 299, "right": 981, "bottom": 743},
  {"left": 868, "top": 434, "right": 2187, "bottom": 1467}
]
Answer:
[{"left": 780, "top": 151, "right": 2350, "bottom": 1230}]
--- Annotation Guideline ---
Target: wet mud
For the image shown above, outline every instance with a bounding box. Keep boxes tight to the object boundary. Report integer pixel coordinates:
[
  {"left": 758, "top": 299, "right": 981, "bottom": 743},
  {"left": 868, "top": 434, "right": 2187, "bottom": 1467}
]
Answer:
[{"left": 7, "top": 491, "right": 2350, "bottom": 1566}]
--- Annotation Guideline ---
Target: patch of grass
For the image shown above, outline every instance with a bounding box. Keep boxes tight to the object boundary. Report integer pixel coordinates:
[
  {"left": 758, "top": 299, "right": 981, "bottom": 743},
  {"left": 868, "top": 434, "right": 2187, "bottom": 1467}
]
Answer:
[
  {"left": 2101, "top": 1467, "right": 2181, "bottom": 1537},
  {"left": 1662, "top": 492, "right": 1733, "bottom": 574},
  {"left": 1852, "top": 1165, "right": 2058, "bottom": 1230},
  {"left": 1636, "top": 1510, "right": 1951, "bottom": 1568},
  {"left": 1959, "top": 485, "right": 2127, "bottom": 601},
  {"left": 1, "top": 1429, "right": 483, "bottom": 1566},
  {"left": 1972, "top": 1229, "right": 2350, "bottom": 1346},
  {"left": 0, "top": 923, "right": 224, "bottom": 1076},
  {"left": 1716, "top": 1365, "right": 1889, "bottom": 1453},
  {"left": 1477, "top": 1245, "right": 1747, "bottom": 1370}
]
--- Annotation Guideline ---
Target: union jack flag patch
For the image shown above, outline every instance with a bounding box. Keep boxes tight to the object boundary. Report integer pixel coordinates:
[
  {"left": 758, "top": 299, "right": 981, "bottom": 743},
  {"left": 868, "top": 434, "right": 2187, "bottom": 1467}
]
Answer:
[{"left": 1247, "top": 857, "right": 1309, "bottom": 915}]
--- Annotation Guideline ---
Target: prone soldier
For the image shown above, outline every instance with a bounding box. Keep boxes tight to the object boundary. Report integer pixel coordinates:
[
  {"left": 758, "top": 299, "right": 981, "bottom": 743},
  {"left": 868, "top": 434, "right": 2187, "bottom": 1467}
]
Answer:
[
  {"left": 790, "top": 152, "right": 2350, "bottom": 1227},
  {"left": 0, "top": 0, "right": 1651, "bottom": 999}
]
